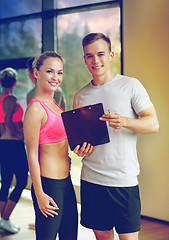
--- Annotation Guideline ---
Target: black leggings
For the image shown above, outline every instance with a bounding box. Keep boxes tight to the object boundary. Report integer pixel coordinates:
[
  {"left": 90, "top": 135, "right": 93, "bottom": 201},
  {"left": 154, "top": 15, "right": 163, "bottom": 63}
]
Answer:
[
  {"left": 31, "top": 174, "right": 78, "bottom": 240},
  {"left": 0, "top": 140, "right": 28, "bottom": 203}
]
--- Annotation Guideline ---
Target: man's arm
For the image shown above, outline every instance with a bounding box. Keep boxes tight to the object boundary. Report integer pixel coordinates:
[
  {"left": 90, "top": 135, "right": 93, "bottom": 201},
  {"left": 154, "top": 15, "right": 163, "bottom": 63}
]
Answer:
[{"left": 100, "top": 106, "right": 159, "bottom": 133}]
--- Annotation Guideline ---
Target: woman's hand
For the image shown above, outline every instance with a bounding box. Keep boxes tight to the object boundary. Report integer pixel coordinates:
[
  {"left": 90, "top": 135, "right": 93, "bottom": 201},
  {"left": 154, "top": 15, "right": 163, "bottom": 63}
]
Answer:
[
  {"left": 37, "top": 192, "right": 59, "bottom": 218},
  {"left": 73, "top": 142, "right": 94, "bottom": 157}
]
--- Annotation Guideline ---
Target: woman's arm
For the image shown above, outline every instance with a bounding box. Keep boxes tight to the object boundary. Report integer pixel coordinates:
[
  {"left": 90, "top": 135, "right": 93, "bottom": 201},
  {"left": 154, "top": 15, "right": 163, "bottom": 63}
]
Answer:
[{"left": 23, "top": 102, "right": 58, "bottom": 217}]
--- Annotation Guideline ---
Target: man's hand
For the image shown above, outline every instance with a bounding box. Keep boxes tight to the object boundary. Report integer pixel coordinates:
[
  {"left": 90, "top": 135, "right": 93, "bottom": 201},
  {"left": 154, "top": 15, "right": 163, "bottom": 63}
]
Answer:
[{"left": 100, "top": 112, "right": 126, "bottom": 129}]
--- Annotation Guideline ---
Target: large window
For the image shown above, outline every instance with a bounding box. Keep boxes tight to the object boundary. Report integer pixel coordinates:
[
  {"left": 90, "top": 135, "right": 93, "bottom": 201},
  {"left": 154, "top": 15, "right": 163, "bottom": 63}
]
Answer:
[{"left": 0, "top": 0, "right": 122, "bottom": 185}]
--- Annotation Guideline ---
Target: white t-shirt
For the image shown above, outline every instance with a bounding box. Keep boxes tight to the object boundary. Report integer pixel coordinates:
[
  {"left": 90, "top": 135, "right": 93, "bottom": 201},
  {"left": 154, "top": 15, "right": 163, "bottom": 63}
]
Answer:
[{"left": 73, "top": 74, "right": 153, "bottom": 187}]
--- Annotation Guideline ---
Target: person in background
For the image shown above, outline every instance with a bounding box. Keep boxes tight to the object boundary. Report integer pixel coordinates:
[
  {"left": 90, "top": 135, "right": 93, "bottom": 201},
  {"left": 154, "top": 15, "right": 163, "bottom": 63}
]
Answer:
[
  {"left": 0, "top": 68, "right": 28, "bottom": 234},
  {"left": 73, "top": 33, "right": 159, "bottom": 240},
  {"left": 26, "top": 57, "right": 66, "bottom": 110},
  {"left": 24, "top": 51, "right": 78, "bottom": 240}
]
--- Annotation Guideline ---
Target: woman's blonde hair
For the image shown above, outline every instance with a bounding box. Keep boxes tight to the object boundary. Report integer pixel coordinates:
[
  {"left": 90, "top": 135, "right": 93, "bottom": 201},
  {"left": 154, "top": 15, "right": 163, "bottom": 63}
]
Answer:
[{"left": 33, "top": 51, "right": 64, "bottom": 70}]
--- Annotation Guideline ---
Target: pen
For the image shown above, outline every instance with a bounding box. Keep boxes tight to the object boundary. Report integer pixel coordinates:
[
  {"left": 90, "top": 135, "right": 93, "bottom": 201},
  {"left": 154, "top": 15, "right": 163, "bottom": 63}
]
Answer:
[{"left": 108, "top": 109, "right": 111, "bottom": 114}]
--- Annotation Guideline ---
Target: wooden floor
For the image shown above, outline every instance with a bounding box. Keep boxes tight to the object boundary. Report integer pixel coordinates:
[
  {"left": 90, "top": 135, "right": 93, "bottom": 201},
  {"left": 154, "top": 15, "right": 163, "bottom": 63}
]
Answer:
[{"left": 0, "top": 189, "right": 169, "bottom": 240}]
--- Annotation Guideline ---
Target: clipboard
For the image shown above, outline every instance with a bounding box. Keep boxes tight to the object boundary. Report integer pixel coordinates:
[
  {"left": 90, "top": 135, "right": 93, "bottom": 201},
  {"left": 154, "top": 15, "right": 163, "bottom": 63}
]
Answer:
[{"left": 61, "top": 103, "right": 110, "bottom": 151}]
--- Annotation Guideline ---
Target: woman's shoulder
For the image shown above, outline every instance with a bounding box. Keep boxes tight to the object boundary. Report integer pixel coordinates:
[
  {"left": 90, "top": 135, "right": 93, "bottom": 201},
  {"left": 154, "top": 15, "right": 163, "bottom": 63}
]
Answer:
[
  {"left": 25, "top": 100, "right": 46, "bottom": 124},
  {"left": 26, "top": 101, "right": 44, "bottom": 115}
]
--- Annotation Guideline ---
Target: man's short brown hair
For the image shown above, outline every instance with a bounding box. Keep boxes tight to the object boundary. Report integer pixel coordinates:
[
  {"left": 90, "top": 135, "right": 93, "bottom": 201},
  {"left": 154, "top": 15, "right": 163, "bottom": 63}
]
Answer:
[{"left": 82, "top": 33, "right": 111, "bottom": 52}]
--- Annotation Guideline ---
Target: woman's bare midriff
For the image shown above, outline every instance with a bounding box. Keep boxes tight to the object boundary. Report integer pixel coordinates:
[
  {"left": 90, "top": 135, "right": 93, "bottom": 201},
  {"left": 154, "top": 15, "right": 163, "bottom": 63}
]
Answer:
[{"left": 39, "top": 139, "right": 70, "bottom": 179}]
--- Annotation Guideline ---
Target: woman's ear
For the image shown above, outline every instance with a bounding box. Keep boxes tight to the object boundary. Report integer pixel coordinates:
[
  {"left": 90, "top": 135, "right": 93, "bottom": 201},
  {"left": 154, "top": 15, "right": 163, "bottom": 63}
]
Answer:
[{"left": 33, "top": 68, "right": 39, "bottom": 79}]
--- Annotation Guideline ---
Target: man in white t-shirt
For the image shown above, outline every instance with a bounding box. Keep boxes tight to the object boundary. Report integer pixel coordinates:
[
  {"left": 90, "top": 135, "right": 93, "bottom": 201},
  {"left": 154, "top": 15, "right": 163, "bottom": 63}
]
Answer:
[{"left": 73, "top": 33, "right": 159, "bottom": 240}]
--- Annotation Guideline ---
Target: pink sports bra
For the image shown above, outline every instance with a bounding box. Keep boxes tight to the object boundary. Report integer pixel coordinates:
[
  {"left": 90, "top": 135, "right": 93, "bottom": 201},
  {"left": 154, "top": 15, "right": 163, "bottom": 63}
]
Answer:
[
  {"left": 0, "top": 94, "right": 23, "bottom": 123},
  {"left": 29, "top": 99, "right": 67, "bottom": 144}
]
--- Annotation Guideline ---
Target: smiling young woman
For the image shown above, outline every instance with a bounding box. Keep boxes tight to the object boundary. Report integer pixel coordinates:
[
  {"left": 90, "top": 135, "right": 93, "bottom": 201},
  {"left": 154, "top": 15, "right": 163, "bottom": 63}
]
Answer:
[{"left": 23, "top": 51, "right": 78, "bottom": 240}]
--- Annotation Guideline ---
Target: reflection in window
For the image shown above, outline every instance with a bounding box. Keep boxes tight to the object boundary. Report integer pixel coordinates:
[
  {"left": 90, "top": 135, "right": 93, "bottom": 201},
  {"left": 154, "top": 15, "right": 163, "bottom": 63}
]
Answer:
[
  {"left": 0, "top": 0, "right": 41, "bottom": 18},
  {"left": 55, "top": 0, "right": 112, "bottom": 8},
  {"left": 0, "top": 19, "right": 42, "bottom": 60},
  {"left": 57, "top": 7, "right": 121, "bottom": 110}
]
